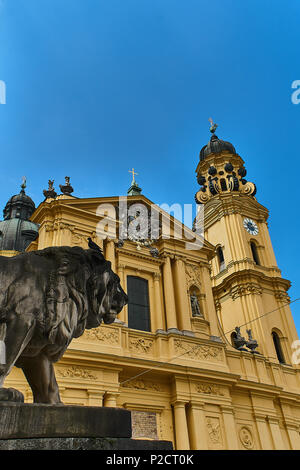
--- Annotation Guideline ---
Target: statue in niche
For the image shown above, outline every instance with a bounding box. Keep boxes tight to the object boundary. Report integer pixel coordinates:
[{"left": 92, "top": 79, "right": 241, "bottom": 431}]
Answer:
[{"left": 190, "top": 294, "right": 202, "bottom": 317}]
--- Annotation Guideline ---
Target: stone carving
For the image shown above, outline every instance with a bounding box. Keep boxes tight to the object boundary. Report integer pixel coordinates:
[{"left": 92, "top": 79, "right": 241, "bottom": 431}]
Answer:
[
  {"left": 43, "top": 180, "right": 57, "bottom": 199},
  {"left": 117, "top": 203, "right": 161, "bottom": 257},
  {"left": 185, "top": 263, "right": 202, "bottom": 289},
  {"left": 174, "top": 340, "right": 223, "bottom": 362},
  {"left": 83, "top": 327, "right": 119, "bottom": 344},
  {"left": 129, "top": 338, "right": 154, "bottom": 353},
  {"left": 195, "top": 383, "right": 224, "bottom": 396},
  {"left": 241, "top": 181, "right": 257, "bottom": 197},
  {"left": 0, "top": 242, "right": 128, "bottom": 404},
  {"left": 239, "top": 426, "right": 254, "bottom": 449},
  {"left": 121, "top": 379, "right": 162, "bottom": 392},
  {"left": 275, "top": 291, "right": 291, "bottom": 303},
  {"left": 59, "top": 176, "right": 74, "bottom": 195},
  {"left": 230, "top": 283, "right": 262, "bottom": 300},
  {"left": 206, "top": 417, "right": 222, "bottom": 446},
  {"left": 57, "top": 366, "right": 97, "bottom": 380}
]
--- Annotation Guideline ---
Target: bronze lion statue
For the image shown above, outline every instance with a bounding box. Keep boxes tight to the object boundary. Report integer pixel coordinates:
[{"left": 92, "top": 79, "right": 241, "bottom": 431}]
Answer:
[{"left": 0, "top": 243, "right": 128, "bottom": 404}]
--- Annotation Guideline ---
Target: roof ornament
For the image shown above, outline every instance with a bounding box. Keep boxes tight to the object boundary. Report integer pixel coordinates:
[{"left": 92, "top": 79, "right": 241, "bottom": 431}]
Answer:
[
  {"left": 43, "top": 179, "right": 57, "bottom": 199},
  {"left": 127, "top": 168, "right": 142, "bottom": 196},
  {"left": 59, "top": 176, "right": 74, "bottom": 195},
  {"left": 21, "top": 176, "right": 27, "bottom": 193},
  {"left": 208, "top": 117, "right": 218, "bottom": 134},
  {"left": 128, "top": 168, "right": 138, "bottom": 185}
]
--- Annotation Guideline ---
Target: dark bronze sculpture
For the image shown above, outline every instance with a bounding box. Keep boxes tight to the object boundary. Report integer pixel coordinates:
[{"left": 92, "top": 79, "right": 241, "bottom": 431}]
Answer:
[
  {"left": 0, "top": 243, "right": 128, "bottom": 404},
  {"left": 246, "top": 329, "right": 259, "bottom": 353},
  {"left": 232, "top": 326, "right": 248, "bottom": 351}
]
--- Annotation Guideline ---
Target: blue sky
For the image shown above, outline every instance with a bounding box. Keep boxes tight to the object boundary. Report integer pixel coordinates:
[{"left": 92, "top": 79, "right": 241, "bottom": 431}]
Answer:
[{"left": 0, "top": 0, "right": 300, "bottom": 333}]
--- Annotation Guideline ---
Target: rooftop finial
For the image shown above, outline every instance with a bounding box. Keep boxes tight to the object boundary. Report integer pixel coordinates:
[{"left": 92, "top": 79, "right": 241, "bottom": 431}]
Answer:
[
  {"left": 43, "top": 179, "right": 57, "bottom": 199},
  {"left": 21, "top": 176, "right": 27, "bottom": 192},
  {"left": 127, "top": 168, "right": 142, "bottom": 196},
  {"left": 129, "top": 168, "right": 138, "bottom": 185},
  {"left": 59, "top": 176, "right": 74, "bottom": 195},
  {"left": 208, "top": 117, "right": 218, "bottom": 134}
]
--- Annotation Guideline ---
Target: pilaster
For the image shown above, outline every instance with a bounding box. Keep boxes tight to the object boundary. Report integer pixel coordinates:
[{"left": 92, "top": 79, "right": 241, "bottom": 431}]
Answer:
[
  {"left": 172, "top": 401, "right": 190, "bottom": 450},
  {"left": 162, "top": 256, "right": 178, "bottom": 330}
]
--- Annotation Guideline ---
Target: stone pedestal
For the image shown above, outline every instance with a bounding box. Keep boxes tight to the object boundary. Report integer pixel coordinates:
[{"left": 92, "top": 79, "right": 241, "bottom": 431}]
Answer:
[{"left": 0, "top": 403, "right": 173, "bottom": 450}]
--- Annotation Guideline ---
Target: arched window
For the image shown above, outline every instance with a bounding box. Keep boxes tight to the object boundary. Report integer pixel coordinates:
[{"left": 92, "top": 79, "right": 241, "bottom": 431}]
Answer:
[
  {"left": 127, "top": 276, "right": 151, "bottom": 332},
  {"left": 220, "top": 178, "right": 227, "bottom": 191},
  {"left": 217, "top": 246, "right": 225, "bottom": 272},
  {"left": 250, "top": 241, "right": 260, "bottom": 265},
  {"left": 272, "top": 331, "right": 285, "bottom": 364}
]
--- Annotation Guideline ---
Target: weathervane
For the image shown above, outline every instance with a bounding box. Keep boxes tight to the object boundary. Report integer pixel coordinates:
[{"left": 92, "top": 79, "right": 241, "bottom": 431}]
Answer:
[
  {"left": 129, "top": 168, "right": 138, "bottom": 184},
  {"left": 208, "top": 117, "right": 218, "bottom": 134},
  {"left": 21, "top": 176, "right": 27, "bottom": 192}
]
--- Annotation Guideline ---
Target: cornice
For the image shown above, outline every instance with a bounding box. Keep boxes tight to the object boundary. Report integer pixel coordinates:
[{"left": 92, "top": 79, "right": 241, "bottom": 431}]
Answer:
[
  {"left": 203, "top": 193, "right": 269, "bottom": 230},
  {"left": 212, "top": 268, "right": 291, "bottom": 299}
]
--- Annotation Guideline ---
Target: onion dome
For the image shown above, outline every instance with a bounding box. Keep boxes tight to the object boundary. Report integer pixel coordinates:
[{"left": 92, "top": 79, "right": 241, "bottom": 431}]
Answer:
[
  {"left": 200, "top": 134, "right": 237, "bottom": 161},
  {"left": 0, "top": 179, "right": 39, "bottom": 252}
]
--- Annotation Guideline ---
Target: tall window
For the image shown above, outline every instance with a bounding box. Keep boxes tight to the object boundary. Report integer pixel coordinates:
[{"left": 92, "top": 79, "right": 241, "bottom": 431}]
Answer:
[
  {"left": 217, "top": 246, "right": 225, "bottom": 272},
  {"left": 272, "top": 331, "right": 285, "bottom": 364},
  {"left": 251, "top": 242, "right": 260, "bottom": 265},
  {"left": 127, "top": 276, "right": 151, "bottom": 332}
]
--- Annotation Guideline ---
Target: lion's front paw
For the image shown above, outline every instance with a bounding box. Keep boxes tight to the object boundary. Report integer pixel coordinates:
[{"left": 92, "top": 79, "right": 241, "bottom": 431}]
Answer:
[{"left": 0, "top": 387, "right": 24, "bottom": 403}]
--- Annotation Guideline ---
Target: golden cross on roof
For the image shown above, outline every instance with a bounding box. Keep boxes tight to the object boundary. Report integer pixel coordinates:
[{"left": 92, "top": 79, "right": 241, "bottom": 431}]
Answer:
[{"left": 129, "top": 168, "right": 138, "bottom": 184}]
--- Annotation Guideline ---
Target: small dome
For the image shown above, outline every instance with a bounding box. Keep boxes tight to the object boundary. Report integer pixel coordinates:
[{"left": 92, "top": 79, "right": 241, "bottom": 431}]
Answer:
[
  {"left": 0, "top": 218, "right": 39, "bottom": 252},
  {"left": 200, "top": 134, "right": 236, "bottom": 161},
  {"left": 3, "top": 188, "right": 36, "bottom": 220},
  {"left": 0, "top": 181, "right": 39, "bottom": 252}
]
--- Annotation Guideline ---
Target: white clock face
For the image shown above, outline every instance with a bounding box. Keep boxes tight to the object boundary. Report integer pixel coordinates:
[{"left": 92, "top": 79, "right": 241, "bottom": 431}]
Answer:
[{"left": 243, "top": 218, "right": 259, "bottom": 235}]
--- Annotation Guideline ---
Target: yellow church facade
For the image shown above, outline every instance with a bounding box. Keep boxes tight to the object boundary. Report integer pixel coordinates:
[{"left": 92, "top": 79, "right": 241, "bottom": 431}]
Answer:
[{"left": 2, "top": 129, "right": 300, "bottom": 450}]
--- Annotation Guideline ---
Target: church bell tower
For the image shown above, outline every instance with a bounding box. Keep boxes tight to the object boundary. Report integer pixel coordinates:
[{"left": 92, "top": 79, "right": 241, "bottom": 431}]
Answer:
[{"left": 194, "top": 121, "right": 298, "bottom": 365}]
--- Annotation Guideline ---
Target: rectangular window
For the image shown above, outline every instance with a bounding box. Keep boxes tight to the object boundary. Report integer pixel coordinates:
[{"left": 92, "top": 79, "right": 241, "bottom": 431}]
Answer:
[{"left": 127, "top": 276, "right": 151, "bottom": 332}]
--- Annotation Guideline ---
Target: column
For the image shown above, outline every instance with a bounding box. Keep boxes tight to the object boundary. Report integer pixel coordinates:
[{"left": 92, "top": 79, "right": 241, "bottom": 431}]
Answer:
[
  {"left": 162, "top": 256, "right": 178, "bottom": 330},
  {"left": 173, "top": 401, "right": 190, "bottom": 450},
  {"left": 153, "top": 272, "right": 164, "bottom": 331},
  {"left": 105, "top": 239, "right": 116, "bottom": 272},
  {"left": 267, "top": 416, "right": 285, "bottom": 450},
  {"left": 87, "top": 390, "right": 104, "bottom": 406},
  {"left": 117, "top": 263, "right": 126, "bottom": 323},
  {"left": 221, "top": 405, "right": 239, "bottom": 449},
  {"left": 187, "top": 401, "right": 208, "bottom": 450},
  {"left": 103, "top": 393, "right": 119, "bottom": 407},
  {"left": 173, "top": 257, "right": 192, "bottom": 332},
  {"left": 285, "top": 423, "right": 300, "bottom": 450},
  {"left": 253, "top": 413, "right": 273, "bottom": 449}
]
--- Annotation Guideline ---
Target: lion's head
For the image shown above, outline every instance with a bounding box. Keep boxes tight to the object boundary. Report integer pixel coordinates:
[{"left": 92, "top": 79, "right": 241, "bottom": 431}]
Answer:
[
  {"left": 26, "top": 244, "right": 128, "bottom": 346},
  {"left": 85, "top": 255, "right": 128, "bottom": 328}
]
